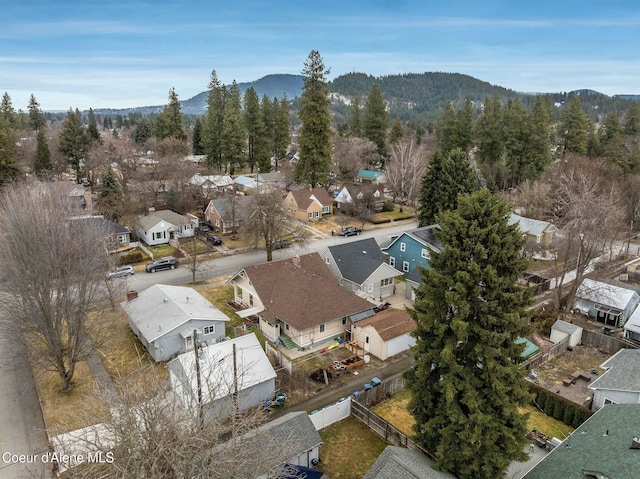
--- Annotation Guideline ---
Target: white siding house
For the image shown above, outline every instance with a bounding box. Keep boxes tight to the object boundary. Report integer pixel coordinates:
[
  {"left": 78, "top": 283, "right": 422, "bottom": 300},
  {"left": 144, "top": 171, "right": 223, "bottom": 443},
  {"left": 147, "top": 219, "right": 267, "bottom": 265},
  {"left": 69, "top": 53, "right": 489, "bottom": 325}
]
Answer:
[
  {"left": 550, "top": 319, "right": 583, "bottom": 348},
  {"left": 351, "top": 309, "right": 416, "bottom": 361},
  {"left": 588, "top": 349, "right": 640, "bottom": 411},
  {"left": 136, "top": 209, "right": 197, "bottom": 246}
]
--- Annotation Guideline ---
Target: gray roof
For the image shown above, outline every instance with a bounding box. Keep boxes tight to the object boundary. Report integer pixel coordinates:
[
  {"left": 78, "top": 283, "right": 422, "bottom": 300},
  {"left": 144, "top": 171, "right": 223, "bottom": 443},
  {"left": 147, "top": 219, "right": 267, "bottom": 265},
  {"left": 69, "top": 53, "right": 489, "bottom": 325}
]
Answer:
[
  {"left": 363, "top": 446, "right": 454, "bottom": 479},
  {"left": 121, "top": 284, "right": 230, "bottom": 343},
  {"left": 551, "top": 319, "right": 580, "bottom": 335},
  {"left": 138, "top": 210, "right": 190, "bottom": 231},
  {"left": 508, "top": 213, "right": 556, "bottom": 237},
  {"left": 384, "top": 225, "right": 442, "bottom": 253},
  {"left": 209, "top": 195, "right": 252, "bottom": 222},
  {"left": 328, "top": 238, "right": 401, "bottom": 284},
  {"left": 256, "top": 412, "right": 322, "bottom": 455},
  {"left": 523, "top": 404, "right": 640, "bottom": 479},
  {"left": 575, "top": 278, "right": 639, "bottom": 310},
  {"left": 589, "top": 349, "right": 640, "bottom": 393}
]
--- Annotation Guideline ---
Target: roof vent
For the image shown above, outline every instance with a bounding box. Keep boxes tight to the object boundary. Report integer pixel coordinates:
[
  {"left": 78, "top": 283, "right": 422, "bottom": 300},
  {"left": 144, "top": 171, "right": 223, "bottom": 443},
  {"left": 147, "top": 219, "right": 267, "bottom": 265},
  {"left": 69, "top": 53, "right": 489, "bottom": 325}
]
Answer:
[
  {"left": 163, "top": 298, "right": 168, "bottom": 303},
  {"left": 631, "top": 437, "right": 640, "bottom": 449},
  {"left": 362, "top": 251, "right": 366, "bottom": 255}
]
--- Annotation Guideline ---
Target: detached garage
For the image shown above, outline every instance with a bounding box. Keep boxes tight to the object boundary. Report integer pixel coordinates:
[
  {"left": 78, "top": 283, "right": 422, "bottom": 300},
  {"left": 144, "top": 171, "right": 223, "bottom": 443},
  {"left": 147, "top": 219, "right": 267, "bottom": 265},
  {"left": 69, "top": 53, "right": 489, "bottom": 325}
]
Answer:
[
  {"left": 550, "top": 319, "right": 583, "bottom": 347},
  {"left": 351, "top": 309, "right": 416, "bottom": 361}
]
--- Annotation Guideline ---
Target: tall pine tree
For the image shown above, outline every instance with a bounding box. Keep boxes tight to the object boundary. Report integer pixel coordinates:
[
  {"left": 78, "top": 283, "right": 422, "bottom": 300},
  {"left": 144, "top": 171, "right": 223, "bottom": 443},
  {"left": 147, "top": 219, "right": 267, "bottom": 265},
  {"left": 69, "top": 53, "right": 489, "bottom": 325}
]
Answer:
[
  {"left": 0, "top": 115, "right": 18, "bottom": 183},
  {"left": 154, "top": 87, "right": 186, "bottom": 141},
  {"left": 560, "top": 95, "right": 591, "bottom": 156},
  {"left": 97, "top": 167, "right": 124, "bottom": 221},
  {"left": 28, "top": 94, "right": 46, "bottom": 132},
  {"left": 407, "top": 188, "right": 533, "bottom": 479},
  {"left": 243, "top": 87, "right": 263, "bottom": 173},
  {"left": 295, "top": 50, "right": 332, "bottom": 187},
  {"left": 222, "top": 81, "right": 245, "bottom": 175},
  {"left": 58, "top": 108, "right": 90, "bottom": 181},
  {"left": 34, "top": 130, "right": 52, "bottom": 178},
  {"left": 364, "top": 83, "right": 388, "bottom": 162},
  {"left": 203, "top": 70, "right": 226, "bottom": 169}
]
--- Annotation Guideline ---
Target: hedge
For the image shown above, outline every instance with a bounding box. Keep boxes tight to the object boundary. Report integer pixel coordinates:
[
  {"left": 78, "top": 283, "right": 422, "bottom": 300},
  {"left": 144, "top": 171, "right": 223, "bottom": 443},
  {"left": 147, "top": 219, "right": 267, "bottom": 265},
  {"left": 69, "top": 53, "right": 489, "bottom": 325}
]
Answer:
[
  {"left": 528, "top": 382, "right": 593, "bottom": 429},
  {"left": 118, "top": 250, "right": 148, "bottom": 266}
]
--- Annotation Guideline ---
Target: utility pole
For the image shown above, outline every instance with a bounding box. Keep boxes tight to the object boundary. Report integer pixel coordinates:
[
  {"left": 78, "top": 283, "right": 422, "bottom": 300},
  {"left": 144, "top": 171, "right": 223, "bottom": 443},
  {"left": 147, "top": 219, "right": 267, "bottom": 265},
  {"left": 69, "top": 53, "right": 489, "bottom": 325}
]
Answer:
[
  {"left": 194, "top": 329, "right": 204, "bottom": 427},
  {"left": 232, "top": 342, "right": 239, "bottom": 413}
]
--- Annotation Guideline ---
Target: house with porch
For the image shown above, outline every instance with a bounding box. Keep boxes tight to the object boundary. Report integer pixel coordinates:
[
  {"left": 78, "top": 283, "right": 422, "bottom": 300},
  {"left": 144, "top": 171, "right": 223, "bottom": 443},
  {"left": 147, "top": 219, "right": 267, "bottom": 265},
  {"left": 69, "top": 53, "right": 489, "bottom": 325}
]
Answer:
[
  {"left": 334, "top": 184, "right": 385, "bottom": 213},
  {"left": 321, "top": 238, "right": 402, "bottom": 299},
  {"left": 204, "top": 195, "right": 253, "bottom": 234},
  {"left": 227, "top": 253, "right": 374, "bottom": 351},
  {"left": 382, "top": 224, "right": 442, "bottom": 299},
  {"left": 122, "top": 284, "right": 230, "bottom": 362},
  {"left": 351, "top": 309, "right": 416, "bottom": 361},
  {"left": 284, "top": 187, "right": 333, "bottom": 222},
  {"left": 572, "top": 278, "right": 640, "bottom": 328},
  {"left": 136, "top": 209, "right": 197, "bottom": 246}
]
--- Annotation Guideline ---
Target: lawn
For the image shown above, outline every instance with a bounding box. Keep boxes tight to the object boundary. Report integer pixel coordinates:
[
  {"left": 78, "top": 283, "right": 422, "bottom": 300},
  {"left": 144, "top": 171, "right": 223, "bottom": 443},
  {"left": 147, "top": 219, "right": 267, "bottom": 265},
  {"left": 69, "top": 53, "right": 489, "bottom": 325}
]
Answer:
[
  {"left": 522, "top": 405, "right": 574, "bottom": 440},
  {"left": 199, "top": 283, "right": 244, "bottom": 331},
  {"left": 318, "top": 417, "right": 388, "bottom": 479},
  {"left": 146, "top": 243, "right": 178, "bottom": 258}
]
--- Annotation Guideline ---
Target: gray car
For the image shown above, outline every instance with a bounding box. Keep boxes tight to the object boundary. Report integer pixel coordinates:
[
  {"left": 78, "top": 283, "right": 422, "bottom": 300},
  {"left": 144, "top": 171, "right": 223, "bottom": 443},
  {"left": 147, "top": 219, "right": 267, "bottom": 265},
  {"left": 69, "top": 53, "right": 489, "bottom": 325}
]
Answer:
[
  {"left": 145, "top": 256, "right": 179, "bottom": 273},
  {"left": 107, "top": 265, "right": 135, "bottom": 279}
]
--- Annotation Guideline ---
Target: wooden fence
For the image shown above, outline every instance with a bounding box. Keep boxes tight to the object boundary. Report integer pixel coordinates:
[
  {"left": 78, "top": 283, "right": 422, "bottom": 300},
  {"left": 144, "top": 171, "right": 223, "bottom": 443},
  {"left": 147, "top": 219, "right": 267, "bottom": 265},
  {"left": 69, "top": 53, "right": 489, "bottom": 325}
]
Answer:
[
  {"left": 580, "top": 329, "right": 637, "bottom": 354},
  {"left": 354, "top": 376, "right": 407, "bottom": 407},
  {"left": 521, "top": 337, "right": 570, "bottom": 370}
]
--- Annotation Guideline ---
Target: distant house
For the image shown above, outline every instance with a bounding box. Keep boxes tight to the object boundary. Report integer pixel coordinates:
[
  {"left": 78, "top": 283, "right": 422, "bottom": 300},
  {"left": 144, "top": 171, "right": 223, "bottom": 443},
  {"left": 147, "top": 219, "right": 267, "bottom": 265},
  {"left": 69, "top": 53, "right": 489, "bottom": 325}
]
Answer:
[
  {"left": 363, "top": 445, "right": 454, "bottom": 479},
  {"left": 351, "top": 309, "right": 416, "bottom": 361},
  {"left": 72, "top": 215, "right": 131, "bottom": 251},
  {"left": 204, "top": 195, "right": 253, "bottom": 234},
  {"left": 227, "top": 253, "right": 374, "bottom": 351},
  {"left": 624, "top": 306, "right": 640, "bottom": 343},
  {"left": 188, "top": 173, "right": 233, "bottom": 195},
  {"left": 588, "top": 349, "right": 640, "bottom": 411},
  {"left": 550, "top": 319, "right": 583, "bottom": 348},
  {"left": 322, "top": 238, "right": 402, "bottom": 299},
  {"left": 381, "top": 224, "right": 442, "bottom": 300},
  {"left": 523, "top": 404, "right": 640, "bottom": 479},
  {"left": 334, "top": 184, "right": 385, "bottom": 213},
  {"left": 572, "top": 278, "right": 640, "bottom": 328},
  {"left": 356, "top": 169, "right": 386, "bottom": 185},
  {"left": 508, "top": 213, "right": 557, "bottom": 245},
  {"left": 136, "top": 209, "right": 197, "bottom": 246},
  {"left": 122, "top": 284, "right": 230, "bottom": 362},
  {"left": 284, "top": 188, "right": 333, "bottom": 222},
  {"left": 167, "top": 332, "right": 276, "bottom": 420}
]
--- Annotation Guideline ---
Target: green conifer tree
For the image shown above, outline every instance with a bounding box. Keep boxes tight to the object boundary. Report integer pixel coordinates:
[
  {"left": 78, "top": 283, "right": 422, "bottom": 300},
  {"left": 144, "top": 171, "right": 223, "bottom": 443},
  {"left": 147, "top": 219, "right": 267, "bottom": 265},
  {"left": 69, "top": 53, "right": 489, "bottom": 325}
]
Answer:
[
  {"left": 0, "top": 115, "right": 19, "bottom": 183},
  {"left": 58, "top": 108, "right": 90, "bottom": 181},
  {"left": 97, "top": 167, "right": 124, "bottom": 221},
  {"left": 364, "top": 83, "right": 389, "bottom": 162},
  {"left": 34, "top": 130, "right": 52, "bottom": 178}
]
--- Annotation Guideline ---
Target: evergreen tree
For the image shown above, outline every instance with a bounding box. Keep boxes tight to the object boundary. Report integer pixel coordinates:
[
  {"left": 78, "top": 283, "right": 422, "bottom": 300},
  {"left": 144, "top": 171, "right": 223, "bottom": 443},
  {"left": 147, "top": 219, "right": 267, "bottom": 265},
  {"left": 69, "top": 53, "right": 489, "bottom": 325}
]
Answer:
[
  {"left": 525, "top": 95, "right": 554, "bottom": 181},
  {"left": 0, "top": 115, "right": 19, "bottom": 183},
  {"left": 86, "top": 108, "right": 102, "bottom": 144},
  {"left": 475, "top": 95, "right": 504, "bottom": 165},
  {"left": 97, "top": 167, "right": 124, "bottom": 221},
  {"left": 624, "top": 101, "right": 640, "bottom": 136},
  {"left": 154, "top": 87, "right": 186, "bottom": 141},
  {"left": 1, "top": 92, "right": 16, "bottom": 126},
  {"left": 192, "top": 117, "right": 205, "bottom": 155},
  {"left": 436, "top": 102, "right": 457, "bottom": 153},
  {"left": 243, "top": 87, "right": 263, "bottom": 173},
  {"left": 34, "top": 130, "right": 52, "bottom": 178},
  {"left": 261, "top": 95, "right": 275, "bottom": 172},
  {"left": 203, "top": 69, "right": 226, "bottom": 169},
  {"left": 600, "top": 111, "right": 629, "bottom": 172},
  {"left": 28, "top": 94, "right": 46, "bottom": 132},
  {"left": 364, "top": 83, "right": 389, "bottom": 162},
  {"left": 389, "top": 118, "right": 404, "bottom": 145},
  {"left": 295, "top": 50, "right": 332, "bottom": 187},
  {"left": 221, "top": 81, "right": 245, "bottom": 175},
  {"left": 406, "top": 188, "right": 533, "bottom": 478},
  {"left": 273, "top": 96, "right": 291, "bottom": 170},
  {"left": 560, "top": 95, "right": 591, "bottom": 156},
  {"left": 58, "top": 108, "right": 90, "bottom": 181},
  {"left": 455, "top": 99, "right": 475, "bottom": 152},
  {"left": 417, "top": 148, "right": 478, "bottom": 226},
  {"left": 502, "top": 99, "right": 528, "bottom": 188},
  {"left": 348, "top": 92, "right": 363, "bottom": 137},
  {"left": 132, "top": 118, "right": 153, "bottom": 145}
]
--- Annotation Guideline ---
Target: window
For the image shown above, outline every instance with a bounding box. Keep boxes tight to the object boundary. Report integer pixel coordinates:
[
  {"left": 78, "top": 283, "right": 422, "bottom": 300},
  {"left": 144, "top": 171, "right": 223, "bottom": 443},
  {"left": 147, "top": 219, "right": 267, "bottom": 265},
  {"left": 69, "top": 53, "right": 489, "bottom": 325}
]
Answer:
[
  {"left": 421, "top": 248, "right": 428, "bottom": 259},
  {"left": 215, "top": 219, "right": 220, "bottom": 227},
  {"left": 367, "top": 283, "right": 374, "bottom": 293},
  {"left": 400, "top": 242, "right": 406, "bottom": 252},
  {"left": 389, "top": 256, "right": 395, "bottom": 267},
  {"left": 319, "top": 323, "right": 325, "bottom": 333},
  {"left": 403, "top": 261, "right": 409, "bottom": 272},
  {"left": 203, "top": 325, "right": 215, "bottom": 335},
  {"left": 326, "top": 257, "right": 330, "bottom": 264},
  {"left": 365, "top": 335, "right": 370, "bottom": 344},
  {"left": 342, "top": 317, "right": 347, "bottom": 325},
  {"left": 322, "top": 206, "right": 330, "bottom": 214},
  {"left": 249, "top": 294, "right": 254, "bottom": 307},
  {"left": 380, "top": 278, "right": 393, "bottom": 287},
  {"left": 154, "top": 232, "right": 164, "bottom": 240},
  {"left": 285, "top": 324, "right": 290, "bottom": 331},
  {"left": 314, "top": 211, "right": 320, "bottom": 217},
  {"left": 308, "top": 212, "right": 313, "bottom": 219}
]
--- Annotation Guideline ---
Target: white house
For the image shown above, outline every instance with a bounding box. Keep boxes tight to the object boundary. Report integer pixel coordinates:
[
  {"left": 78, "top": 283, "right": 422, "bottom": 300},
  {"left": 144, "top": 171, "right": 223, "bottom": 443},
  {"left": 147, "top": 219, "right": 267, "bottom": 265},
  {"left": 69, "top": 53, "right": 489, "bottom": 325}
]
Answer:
[
  {"left": 573, "top": 278, "right": 640, "bottom": 328},
  {"left": 351, "top": 309, "right": 416, "bottom": 361},
  {"left": 588, "top": 349, "right": 640, "bottom": 411},
  {"left": 550, "top": 319, "right": 583, "bottom": 348},
  {"left": 136, "top": 209, "right": 197, "bottom": 246},
  {"left": 167, "top": 333, "right": 276, "bottom": 420},
  {"left": 624, "top": 307, "right": 640, "bottom": 343},
  {"left": 122, "top": 284, "right": 230, "bottom": 362}
]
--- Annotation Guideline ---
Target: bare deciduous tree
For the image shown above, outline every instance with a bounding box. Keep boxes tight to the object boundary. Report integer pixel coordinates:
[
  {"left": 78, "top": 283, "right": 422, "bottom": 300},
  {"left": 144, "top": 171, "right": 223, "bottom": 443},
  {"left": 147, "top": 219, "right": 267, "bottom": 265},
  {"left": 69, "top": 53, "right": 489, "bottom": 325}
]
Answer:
[
  {"left": 386, "top": 138, "right": 427, "bottom": 210},
  {"left": 245, "top": 191, "right": 289, "bottom": 262},
  {"left": 0, "top": 182, "right": 113, "bottom": 390},
  {"left": 331, "top": 136, "right": 378, "bottom": 181}
]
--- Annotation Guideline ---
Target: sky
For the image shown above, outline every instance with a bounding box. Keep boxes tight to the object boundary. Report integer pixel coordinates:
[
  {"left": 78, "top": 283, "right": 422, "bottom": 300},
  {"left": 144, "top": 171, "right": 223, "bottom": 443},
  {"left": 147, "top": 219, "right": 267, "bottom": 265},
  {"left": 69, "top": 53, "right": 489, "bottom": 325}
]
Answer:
[{"left": 2, "top": 0, "right": 640, "bottom": 111}]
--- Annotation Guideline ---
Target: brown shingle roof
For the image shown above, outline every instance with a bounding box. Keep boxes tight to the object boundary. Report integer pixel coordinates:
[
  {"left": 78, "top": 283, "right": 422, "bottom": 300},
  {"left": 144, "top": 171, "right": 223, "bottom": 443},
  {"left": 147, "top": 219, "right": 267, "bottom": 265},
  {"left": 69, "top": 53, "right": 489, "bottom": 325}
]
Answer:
[
  {"left": 356, "top": 309, "right": 416, "bottom": 341},
  {"left": 290, "top": 187, "right": 332, "bottom": 210},
  {"left": 243, "top": 253, "right": 373, "bottom": 331}
]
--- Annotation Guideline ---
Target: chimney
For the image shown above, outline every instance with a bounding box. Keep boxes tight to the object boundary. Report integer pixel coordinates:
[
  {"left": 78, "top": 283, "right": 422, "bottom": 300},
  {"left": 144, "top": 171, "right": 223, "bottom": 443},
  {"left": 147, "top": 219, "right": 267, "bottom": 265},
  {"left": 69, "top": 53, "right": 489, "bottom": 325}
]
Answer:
[
  {"left": 127, "top": 290, "right": 138, "bottom": 301},
  {"left": 149, "top": 206, "right": 155, "bottom": 214}
]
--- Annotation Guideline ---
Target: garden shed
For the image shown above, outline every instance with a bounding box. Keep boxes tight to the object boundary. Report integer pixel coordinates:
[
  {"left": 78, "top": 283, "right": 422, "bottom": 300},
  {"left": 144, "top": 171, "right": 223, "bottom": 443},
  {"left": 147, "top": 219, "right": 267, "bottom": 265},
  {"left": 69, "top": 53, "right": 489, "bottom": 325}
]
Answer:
[{"left": 550, "top": 319, "right": 583, "bottom": 347}]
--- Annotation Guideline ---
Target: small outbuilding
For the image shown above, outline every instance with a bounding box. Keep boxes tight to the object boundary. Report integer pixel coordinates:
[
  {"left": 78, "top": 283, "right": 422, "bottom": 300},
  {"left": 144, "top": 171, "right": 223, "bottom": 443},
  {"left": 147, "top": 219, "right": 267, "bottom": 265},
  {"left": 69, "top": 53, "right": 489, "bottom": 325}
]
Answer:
[
  {"left": 351, "top": 309, "right": 416, "bottom": 361},
  {"left": 572, "top": 278, "right": 640, "bottom": 328},
  {"left": 550, "top": 319, "right": 583, "bottom": 347}
]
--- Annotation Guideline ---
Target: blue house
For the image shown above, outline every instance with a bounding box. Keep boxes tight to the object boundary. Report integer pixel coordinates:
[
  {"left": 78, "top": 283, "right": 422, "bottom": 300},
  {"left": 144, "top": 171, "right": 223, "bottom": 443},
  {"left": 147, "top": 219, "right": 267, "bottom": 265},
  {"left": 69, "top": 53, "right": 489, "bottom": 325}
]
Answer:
[{"left": 381, "top": 225, "right": 442, "bottom": 299}]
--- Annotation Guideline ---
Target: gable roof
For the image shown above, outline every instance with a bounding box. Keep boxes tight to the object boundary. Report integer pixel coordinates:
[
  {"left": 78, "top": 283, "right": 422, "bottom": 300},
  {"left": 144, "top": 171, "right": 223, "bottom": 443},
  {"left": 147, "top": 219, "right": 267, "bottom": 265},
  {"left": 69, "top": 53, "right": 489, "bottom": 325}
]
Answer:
[
  {"left": 575, "top": 278, "right": 638, "bottom": 310},
  {"left": 255, "top": 412, "right": 322, "bottom": 456},
  {"left": 121, "top": 284, "right": 230, "bottom": 343},
  {"left": 551, "top": 319, "right": 581, "bottom": 335},
  {"left": 523, "top": 404, "right": 640, "bottom": 479},
  {"left": 138, "top": 210, "right": 190, "bottom": 231},
  {"left": 170, "top": 332, "right": 275, "bottom": 404},
  {"left": 624, "top": 306, "right": 640, "bottom": 335},
  {"left": 363, "top": 446, "right": 454, "bottom": 479},
  {"left": 589, "top": 349, "right": 640, "bottom": 392},
  {"left": 508, "top": 213, "right": 556, "bottom": 237},
  {"left": 289, "top": 187, "right": 332, "bottom": 209},
  {"left": 74, "top": 216, "right": 130, "bottom": 235},
  {"left": 355, "top": 309, "right": 416, "bottom": 341},
  {"left": 328, "top": 238, "right": 401, "bottom": 284},
  {"left": 384, "top": 224, "right": 442, "bottom": 253},
  {"left": 207, "top": 195, "right": 253, "bottom": 222},
  {"left": 229, "top": 253, "right": 373, "bottom": 330}
]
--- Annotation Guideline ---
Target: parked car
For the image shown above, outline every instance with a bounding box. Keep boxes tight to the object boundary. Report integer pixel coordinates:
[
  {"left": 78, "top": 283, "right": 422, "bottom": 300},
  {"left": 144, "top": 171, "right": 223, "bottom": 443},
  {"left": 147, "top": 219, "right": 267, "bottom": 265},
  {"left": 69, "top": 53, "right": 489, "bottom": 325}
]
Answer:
[
  {"left": 107, "top": 265, "right": 134, "bottom": 279},
  {"left": 206, "top": 235, "right": 223, "bottom": 246},
  {"left": 338, "top": 227, "right": 362, "bottom": 237},
  {"left": 273, "top": 239, "right": 292, "bottom": 250},
  {"left": 199, "top": 224, "right": 211, "bottom": 234},
  {"left": 145, "top": 256, "right": 179, "bottom": 273}
]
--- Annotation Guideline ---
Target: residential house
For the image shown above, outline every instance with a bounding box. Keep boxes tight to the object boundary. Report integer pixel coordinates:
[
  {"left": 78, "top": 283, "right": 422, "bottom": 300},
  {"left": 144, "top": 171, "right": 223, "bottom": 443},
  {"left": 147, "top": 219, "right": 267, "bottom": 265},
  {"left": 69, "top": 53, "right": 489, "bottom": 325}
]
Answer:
[
  {"left": 351, "top": 309, "right": 416, "bottom": 360},
  {"left": 122, "top": 284, "right": 230, "bottom": 362},
  {"left": 136, "top": 208, "right": 197, "bottom": 246},
  {"left": 284, "top": 188, "right": 333, "bottom": 222},
  {"left": 227, "top": 253, "right": 374, "bottom": 350},
  {"left": 381, "top": 224, "right": 442, "bottom": 299},
  {"left": 334, "top": 184, "right": 385, "bottom": 213},
  {"left": 572, "top": 278, "right": 640, "bottom": 328},
  {"left": 588, "top": 349, "right": 640, "bottom": 411},
  {"left": 363, "top": 446, "right": 454, "bottom": 479},
  {"left": 508, "top": 213, "right": 557, "bottom": 245},
  {"left": 71, "top": 215, "right": 132, "bottom": 251},
  {"left": 624, "top": 306, "right": 640, "bottom": 343},
  {"left": 259, "top": 170, "right": 288, "bottom": 190},
  {"left": 188, "top": 173, "right": 234, "bottom": 196},
  {"left": 322, "top": 238, "right": 402, "bottom": 299},
  {"left": 356, "top": 169, "right": 386, "bottom": 185},
  {"left": 37, "top": 180, "right": 87, "bottom": 211},
  {"left": 204, "top": 195, "right": 253, "bottom": 234},
  {"left": 550, "top": 319, "right": 583, "bottom": 348},
  {"left": 523, "top": 404, "right": 640, "bottom": 479},
  {"left": 167, "top": 332, "right": 275, "bottom": 420}
]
